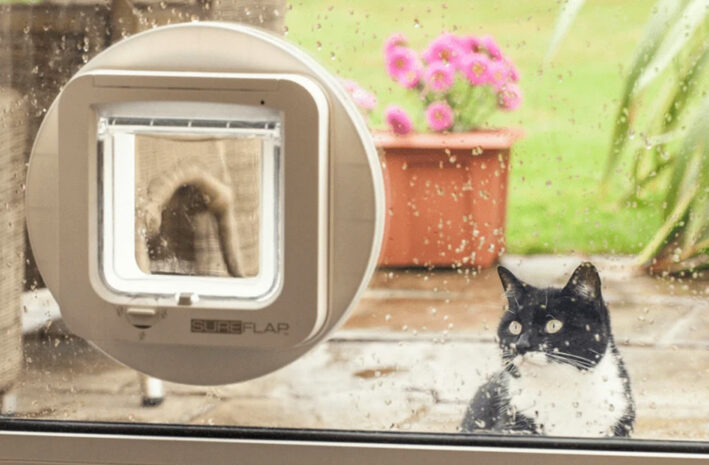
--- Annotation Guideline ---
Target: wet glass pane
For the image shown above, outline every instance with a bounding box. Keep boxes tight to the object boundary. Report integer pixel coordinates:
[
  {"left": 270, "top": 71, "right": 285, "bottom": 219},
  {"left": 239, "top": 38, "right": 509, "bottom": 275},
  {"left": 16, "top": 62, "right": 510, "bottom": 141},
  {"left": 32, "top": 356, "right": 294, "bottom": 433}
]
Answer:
[{"left": 1, "top": 0, "right": 708, "bottom": 445}]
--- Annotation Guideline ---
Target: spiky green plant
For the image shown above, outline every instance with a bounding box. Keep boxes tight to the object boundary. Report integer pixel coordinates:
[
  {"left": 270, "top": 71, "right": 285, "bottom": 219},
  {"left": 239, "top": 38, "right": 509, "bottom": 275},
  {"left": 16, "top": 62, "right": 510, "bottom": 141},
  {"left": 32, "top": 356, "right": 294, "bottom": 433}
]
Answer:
[{"left": 549, "top": 0, "right": 709, "bottom": 274}]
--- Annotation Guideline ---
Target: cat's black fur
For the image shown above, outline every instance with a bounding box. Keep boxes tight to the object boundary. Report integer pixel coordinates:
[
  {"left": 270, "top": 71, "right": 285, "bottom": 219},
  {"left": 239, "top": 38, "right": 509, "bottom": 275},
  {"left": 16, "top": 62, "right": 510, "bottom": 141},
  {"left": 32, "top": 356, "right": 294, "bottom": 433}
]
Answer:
[{"left": 460, "top": 262, "right": 635, "bottom": 436}]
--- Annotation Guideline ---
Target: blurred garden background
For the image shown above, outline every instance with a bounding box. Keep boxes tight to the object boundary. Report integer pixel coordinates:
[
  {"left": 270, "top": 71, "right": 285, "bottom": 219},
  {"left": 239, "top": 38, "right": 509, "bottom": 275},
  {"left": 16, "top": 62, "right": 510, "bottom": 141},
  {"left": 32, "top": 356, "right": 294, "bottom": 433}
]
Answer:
[{"left": 286, "top": 0, "right": 662, "bottom": 256}]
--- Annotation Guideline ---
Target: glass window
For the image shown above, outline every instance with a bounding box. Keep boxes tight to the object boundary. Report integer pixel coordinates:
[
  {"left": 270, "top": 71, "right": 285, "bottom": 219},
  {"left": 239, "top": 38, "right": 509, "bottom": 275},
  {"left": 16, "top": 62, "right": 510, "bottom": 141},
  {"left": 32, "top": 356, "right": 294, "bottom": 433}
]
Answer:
[{"left": 1, "top": 0, "right": 709, "bottom": 460}]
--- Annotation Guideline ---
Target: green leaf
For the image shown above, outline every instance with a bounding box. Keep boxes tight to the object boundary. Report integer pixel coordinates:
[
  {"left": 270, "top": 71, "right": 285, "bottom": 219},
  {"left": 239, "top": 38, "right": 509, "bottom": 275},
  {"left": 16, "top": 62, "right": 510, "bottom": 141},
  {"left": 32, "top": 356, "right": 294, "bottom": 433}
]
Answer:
[
  {"left": 681, "top": 124, "right": 709, "bottom": 254},
  {"left": 682, "top": 190, "right": 709, "bottom": 254},
  {"left": 625, "top": 44, "right": 708, "bottom": 194},
  {"left": 635, "top": 0, "right": 709, "bottom": 92},
  {"left": 635, "top": 184, "right": 696, "bottom": 266},
  {"left": 544, "top": 0, "right": 586, "bottom": 63},
  {"left": 661, "top": 43, "right": 709, "bottom": 132},
  {"left": 603, "top": 0, "right": 686, "bottom": 184},
  {"left": 638, "top": 95, "right": 709, "bottom": 268},
  {"left": 665, "top": 94, "right": 709, "bottom": 213},
  {"left": 691, "top": 235, "right": 709, "bottom": 254}
]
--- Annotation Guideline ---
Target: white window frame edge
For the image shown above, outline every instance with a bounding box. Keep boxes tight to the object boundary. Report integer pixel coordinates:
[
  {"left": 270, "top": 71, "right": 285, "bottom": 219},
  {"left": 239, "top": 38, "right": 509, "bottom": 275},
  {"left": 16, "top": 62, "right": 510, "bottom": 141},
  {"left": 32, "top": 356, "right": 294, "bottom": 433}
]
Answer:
[{"left": 0, "top": 431, "right": 706, "bottom": 464}]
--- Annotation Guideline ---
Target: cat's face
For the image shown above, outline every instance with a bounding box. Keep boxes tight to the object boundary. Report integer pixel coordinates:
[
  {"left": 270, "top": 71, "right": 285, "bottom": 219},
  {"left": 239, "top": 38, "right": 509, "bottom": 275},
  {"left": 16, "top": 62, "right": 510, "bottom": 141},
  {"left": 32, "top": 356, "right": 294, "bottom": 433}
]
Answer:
[{"left": 496, "top": 262, "right": 611, "bottom": 371}]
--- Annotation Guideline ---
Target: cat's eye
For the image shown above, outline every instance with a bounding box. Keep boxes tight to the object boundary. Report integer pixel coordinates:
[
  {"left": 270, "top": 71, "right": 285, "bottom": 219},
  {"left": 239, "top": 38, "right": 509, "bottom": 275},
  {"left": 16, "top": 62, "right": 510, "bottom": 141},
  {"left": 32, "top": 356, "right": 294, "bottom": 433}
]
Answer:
[
  {"left": 508, "top": 321, "right": 523, "bottom": 335},
  {"left": 545, "top": 319, "right": 564, "bottom": 334}
]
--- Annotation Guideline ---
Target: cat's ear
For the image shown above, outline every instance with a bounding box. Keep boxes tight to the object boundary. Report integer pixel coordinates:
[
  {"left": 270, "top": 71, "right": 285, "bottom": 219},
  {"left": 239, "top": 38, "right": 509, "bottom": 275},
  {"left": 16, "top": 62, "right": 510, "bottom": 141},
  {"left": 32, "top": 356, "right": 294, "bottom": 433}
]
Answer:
[
  {"left": 563, "top": 262, "right": 601, "bottom": 300},
  {"left": 497, "top": 266, "right": 526, "bottom": 296}
]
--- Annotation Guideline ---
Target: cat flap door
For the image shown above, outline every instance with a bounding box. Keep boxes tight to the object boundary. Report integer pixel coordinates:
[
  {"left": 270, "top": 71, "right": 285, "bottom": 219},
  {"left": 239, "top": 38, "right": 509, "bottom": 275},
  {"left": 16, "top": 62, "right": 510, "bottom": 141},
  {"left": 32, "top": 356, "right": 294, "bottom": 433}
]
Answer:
[{"left": 25, "top": 23, "right": 384, "bottom": 385}]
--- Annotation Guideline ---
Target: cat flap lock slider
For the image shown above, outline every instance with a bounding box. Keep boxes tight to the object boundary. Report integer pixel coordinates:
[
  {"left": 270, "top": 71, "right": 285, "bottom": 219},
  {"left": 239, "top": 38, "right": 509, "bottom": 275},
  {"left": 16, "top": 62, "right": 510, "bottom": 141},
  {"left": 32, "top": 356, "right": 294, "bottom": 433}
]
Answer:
[{"left": 125, "top": 308, "right": 158, "bottom": 329}]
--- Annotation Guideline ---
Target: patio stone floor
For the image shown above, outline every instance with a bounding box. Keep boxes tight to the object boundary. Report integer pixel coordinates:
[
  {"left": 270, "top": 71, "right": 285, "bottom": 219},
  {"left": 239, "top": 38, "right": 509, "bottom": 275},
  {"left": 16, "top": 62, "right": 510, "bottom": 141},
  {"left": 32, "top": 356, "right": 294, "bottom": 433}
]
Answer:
[{"left": 10, "top": 255, "right": 709, "bottom": 441}]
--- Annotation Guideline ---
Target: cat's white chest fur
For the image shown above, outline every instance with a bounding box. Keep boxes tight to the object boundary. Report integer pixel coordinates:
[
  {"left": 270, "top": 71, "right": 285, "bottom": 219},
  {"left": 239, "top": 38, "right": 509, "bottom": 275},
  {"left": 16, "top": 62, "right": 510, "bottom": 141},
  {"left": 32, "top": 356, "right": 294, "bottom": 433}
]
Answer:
[{"left": 506, "top": 348, "right": 628, "bottom": 437}]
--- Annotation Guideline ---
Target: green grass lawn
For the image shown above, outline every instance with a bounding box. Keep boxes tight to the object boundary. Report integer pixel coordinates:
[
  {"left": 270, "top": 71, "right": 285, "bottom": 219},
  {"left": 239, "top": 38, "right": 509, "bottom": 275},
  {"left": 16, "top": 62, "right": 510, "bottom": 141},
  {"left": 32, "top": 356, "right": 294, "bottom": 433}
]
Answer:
[{"left": 285, "top": 0, "right": 663, "bottom": 255}]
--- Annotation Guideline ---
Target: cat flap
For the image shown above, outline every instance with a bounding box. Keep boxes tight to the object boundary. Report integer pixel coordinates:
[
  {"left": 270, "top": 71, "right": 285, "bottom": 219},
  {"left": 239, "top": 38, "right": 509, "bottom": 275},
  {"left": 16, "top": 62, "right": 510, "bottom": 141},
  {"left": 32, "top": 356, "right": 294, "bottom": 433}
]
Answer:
[{"left": 24, "top": 23, "right": 385, "bottom": 385}]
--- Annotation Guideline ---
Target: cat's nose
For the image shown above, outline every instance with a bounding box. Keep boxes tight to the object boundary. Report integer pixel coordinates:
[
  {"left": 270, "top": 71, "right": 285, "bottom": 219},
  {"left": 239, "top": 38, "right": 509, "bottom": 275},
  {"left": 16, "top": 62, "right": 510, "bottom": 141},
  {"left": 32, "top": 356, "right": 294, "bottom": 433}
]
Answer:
[{"left": 514, "top": 333, "right": 532, "bottom": 354}]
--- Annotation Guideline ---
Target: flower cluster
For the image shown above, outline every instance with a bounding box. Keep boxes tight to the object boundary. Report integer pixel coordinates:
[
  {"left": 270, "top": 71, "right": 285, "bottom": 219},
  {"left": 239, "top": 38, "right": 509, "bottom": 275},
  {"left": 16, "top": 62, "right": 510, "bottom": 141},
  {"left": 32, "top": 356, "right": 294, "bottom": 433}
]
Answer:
[
  {"left": 340, "top": 78, "right": 378, "bottom": 116},
  {"left": 383, "top": 32, "right": 522, "bottom": 135}
]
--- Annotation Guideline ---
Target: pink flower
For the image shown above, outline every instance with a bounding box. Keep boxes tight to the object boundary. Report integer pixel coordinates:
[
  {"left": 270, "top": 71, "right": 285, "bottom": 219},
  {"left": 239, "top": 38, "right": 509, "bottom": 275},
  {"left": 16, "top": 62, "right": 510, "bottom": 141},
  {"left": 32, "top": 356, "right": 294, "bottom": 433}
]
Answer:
[
  {"left": 497, "top": 83, "right": 522, "bottom": 111},
  {"left": 425, "top": 101, "right": 454, "bottom": 132},
  {"left": 383, "top": 32, "right": 408, "bottom": 54},
  {"left": 422, "top": 33, "right": 464, "bottom": 66},
  {"left": 424, "top": 62, "right": 455, "bottom": 92},
  {"left": 457, "top": 35, "right": 481, "bottom": 54},
  {"left": 398, "top": 62, "right": 423, "bottom": 88},
  {"left": 487, "top": 60, "right": 509, "bottom": 89},
  {"left": 503, "top": 58, "right": 520, "bottom": 82},
  {"left": 386, "top": 105, "right": 413, "bottom": 135},
  {"left": 459, "top": 53, "right": 491, "bottom": 85},
  {"left": 339, "top": 78, "right": 360, "bottom": 93},
  {"left": 481, "top": 35, "right": 502, "bottom": 60},
  {"left": 351, "top": 87, "right": 377, "bottom": 111},
  {"left": 339, "top": 78, "right": 377, "bottom": 111},
  {"left": 385, "top": 47, "right": 422, "bottom": 88}
]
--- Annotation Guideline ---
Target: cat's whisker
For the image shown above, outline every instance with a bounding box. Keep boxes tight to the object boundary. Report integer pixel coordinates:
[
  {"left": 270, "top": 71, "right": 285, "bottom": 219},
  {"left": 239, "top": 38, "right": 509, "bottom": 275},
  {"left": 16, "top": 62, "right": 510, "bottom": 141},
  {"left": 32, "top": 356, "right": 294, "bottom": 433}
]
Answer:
[
  {"left": 551, "top": 350, "right": 595, "bottom": 365},
  {"left": 545, "top": 353, "right": 593, "bottom": 369},
  {"left": 550, "top": 357, "right": 593, "bottom": 369},
  {"left": 547, "top": 352, "right": 592, "bottom": 365},
  {"left": 548, "top": 359, "right": 589, "bottom": 371},
  {"left": 501, "top": 360, "right": 516, "bottom": 371}
]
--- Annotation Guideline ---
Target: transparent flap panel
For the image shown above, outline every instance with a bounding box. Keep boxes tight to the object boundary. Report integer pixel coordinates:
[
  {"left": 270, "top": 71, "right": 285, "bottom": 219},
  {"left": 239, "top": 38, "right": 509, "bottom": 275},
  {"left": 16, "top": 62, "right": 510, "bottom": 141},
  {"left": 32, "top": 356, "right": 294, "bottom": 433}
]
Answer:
[{"left": 97, "top": 102, "right": 282, "bottom": 302}]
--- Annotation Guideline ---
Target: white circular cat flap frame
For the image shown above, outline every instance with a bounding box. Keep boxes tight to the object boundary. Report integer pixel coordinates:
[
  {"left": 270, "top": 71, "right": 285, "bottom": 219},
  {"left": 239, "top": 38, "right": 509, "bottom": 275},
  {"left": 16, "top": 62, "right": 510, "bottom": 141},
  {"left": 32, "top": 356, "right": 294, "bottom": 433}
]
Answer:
[{"left": 25, "top": 23, "right": 384, "bottom": 385}]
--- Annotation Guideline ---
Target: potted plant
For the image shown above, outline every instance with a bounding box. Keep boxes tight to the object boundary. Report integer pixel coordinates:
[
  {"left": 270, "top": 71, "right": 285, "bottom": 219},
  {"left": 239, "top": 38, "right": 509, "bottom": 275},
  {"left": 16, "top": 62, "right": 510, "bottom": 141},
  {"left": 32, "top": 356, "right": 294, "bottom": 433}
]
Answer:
[{"left": 370, "top": 32, "right": 523, "bottom": 268}]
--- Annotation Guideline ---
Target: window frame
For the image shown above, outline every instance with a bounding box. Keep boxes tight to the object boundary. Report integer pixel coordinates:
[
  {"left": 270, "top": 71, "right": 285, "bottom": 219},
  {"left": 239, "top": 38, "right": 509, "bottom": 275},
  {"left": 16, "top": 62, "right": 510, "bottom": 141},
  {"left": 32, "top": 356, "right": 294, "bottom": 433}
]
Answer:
[{"left": 0, "top": 421, "right": 707, "bottom": 464}]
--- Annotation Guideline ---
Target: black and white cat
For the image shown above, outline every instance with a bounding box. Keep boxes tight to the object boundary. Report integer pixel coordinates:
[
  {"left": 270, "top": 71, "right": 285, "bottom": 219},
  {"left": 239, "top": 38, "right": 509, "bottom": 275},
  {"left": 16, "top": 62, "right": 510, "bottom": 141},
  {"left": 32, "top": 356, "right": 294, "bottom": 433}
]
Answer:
[{"left": 461, "top": 262, "right": 635, "bottom": 437}]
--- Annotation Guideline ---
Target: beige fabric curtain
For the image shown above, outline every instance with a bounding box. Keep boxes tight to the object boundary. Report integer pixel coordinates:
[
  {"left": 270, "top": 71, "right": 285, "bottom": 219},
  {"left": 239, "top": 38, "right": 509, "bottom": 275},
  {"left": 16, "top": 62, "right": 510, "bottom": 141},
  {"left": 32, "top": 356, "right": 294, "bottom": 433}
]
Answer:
[{"left": 0, "top": 89, "right": 26, "bottom": 392}]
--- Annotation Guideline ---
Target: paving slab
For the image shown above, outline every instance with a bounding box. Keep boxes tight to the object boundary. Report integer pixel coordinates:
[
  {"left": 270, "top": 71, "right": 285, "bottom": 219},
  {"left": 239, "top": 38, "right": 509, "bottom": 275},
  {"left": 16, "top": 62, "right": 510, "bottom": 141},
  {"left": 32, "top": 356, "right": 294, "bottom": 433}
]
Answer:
[
  {"left": 13, "top": 334, "right": 709, "bottom": 441},
  {"left": 10, "top": 255, "right": 709, "bottom": 443},
  {"left": 361, "top": 257, "right": 709, "bottom": 348}
]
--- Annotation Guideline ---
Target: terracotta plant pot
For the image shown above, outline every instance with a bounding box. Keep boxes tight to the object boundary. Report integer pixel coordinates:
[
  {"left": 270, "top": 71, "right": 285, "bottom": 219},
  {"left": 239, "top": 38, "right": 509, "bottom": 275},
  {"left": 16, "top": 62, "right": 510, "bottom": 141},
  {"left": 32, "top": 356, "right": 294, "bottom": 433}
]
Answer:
[{"left": 374, "top": 129, "right": 522, "bottom": 268}]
